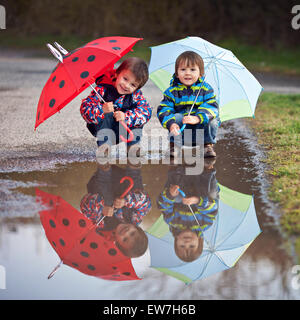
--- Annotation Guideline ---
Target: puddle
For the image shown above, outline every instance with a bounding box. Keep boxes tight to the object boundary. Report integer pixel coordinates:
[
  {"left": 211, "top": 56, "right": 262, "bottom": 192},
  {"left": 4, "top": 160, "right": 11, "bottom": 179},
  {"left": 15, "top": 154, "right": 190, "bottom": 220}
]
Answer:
[{"left": 0, "top": 122, "right": 299, "bottom": 299}]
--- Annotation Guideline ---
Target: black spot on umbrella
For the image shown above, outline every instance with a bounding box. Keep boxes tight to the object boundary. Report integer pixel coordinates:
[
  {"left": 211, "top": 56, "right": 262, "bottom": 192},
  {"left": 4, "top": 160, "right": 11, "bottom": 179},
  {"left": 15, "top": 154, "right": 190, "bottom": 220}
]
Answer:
[
  {"left": 80, "top": 251, "right": 89, "bottom": 258},
  {"left": 122, "top": 272, "right": 131, "bottom": 276},
  {"left": 52, "top": 75, "right": 56, "bottom": 82},
  {"left": 112, "top": 266, "right": 117, "bottom": 270},
  {"left": 72, "top": 262, "right": 79, "bottom": 267},
  {"left": 91, "top": 43, "right": 99, "bottom": 46},
  {"left": 78, "top": 219, "right": 86, "bottom": 227},
  {"left": 37, "top": 112, "right": 40, "bottom": 120},
  {"left": 49, "top": 219, "right": 56, "bottom": 228},
  {"left": 59, "top": 238, "right": 65, "bottom": 246},
  {"left": 59, "top": 80, "right": 65, "bottom": 88},
  {"left": 80, "top": 71, "right": 89, "bottom": 79},
  {"left": 87, "top": 55, "right": 95, "bottom": 62},
  {"left": 49, "top": 99, "right": 56, "bottom": 108},
  {"left": 108, "top": 248, "right": 117, "bottom": 256},
  {"left": 112, "top": 47, "right": 121, "bottom": 50},
  {"left": 72, "top": 57, "right": 79, "bottom": 62},
  {"left": 52, "top": 241, "right": 56, "bottom": 247},
  {"left": 62, "top": 218, "right": 69, "bottom": 226},
  {"left": 49, "top": 199, "right": 54, "bottom": 206},
  {"left": 90, "top": 242, "right": 98, "bottom": 249},
  {"left": 109, "top": 39, "right": 117, "bottom": 43},
  {"left": 80, "top": 237, "right": 86, "bottom": 244},
  {"left": 87, "top": 265, "right": 95, "bottom": 271}
]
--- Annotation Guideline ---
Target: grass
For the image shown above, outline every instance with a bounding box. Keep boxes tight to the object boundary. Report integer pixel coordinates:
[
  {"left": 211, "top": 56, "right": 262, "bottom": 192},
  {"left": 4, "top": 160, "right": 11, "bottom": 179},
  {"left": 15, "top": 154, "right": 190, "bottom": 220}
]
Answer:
[
  {"left": 1, "top": 32, "right": 300, "bottom": 75},
  {"left": 249, "top": 93, "right": 300, "bottom": 238}
]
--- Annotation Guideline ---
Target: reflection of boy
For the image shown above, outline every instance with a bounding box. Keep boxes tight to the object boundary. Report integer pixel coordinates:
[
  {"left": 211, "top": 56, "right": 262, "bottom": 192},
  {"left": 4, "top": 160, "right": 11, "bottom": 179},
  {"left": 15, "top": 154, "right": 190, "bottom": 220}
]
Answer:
[
  {"left": 80, "top": 57, "right": 152, "bottom": 156},
  {"left": 157, "top": 51, "right": 219, "bottom": 158},
  {"left": 80, "top": 165, "right": 151, "bottom": 257},
  {"left": 157, "top": 163, "right": 219, "bottom": 262}
]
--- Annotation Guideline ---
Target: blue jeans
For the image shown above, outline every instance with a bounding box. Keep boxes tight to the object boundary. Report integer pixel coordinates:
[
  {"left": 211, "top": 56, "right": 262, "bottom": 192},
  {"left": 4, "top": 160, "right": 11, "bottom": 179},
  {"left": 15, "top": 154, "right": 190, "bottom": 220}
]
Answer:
[
  {"left": 170, "top": 113, "right": 219, "bottom": 147},
  {"left": 87, "top": 112, "right": 142, "bottom": 147}
]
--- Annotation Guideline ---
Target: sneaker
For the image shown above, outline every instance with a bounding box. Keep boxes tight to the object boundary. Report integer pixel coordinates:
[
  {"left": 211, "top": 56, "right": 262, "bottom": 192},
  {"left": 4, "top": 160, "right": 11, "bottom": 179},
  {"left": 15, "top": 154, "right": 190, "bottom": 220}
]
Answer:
[
  {"left": 204, "top": 144, "right": 216, "bottom": 158},
  {"left": 204, "top": 158, "right": 216, "bottom": 170}
]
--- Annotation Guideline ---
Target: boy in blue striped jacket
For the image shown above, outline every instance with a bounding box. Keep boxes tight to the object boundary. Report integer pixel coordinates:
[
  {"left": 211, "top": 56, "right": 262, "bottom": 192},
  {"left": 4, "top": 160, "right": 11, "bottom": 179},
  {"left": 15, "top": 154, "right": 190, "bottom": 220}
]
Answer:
[{"left": 157, "top": 51, "right": 219, "bottom": 158}]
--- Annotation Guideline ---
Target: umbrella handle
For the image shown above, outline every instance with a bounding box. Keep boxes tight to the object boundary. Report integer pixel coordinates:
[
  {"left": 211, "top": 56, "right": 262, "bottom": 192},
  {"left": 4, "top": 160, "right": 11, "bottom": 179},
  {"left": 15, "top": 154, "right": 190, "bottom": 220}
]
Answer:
[
  {"left": 180, "top": 124, "right": 186, "bottom": 132},
  {"left": 47, "top": 260, "right": 63, "bottom": 279},
  {"left": 120, "top": 121, "right": 134, "bottom": 143},
  {"left": 120, "top": 176, "right": 134, "bottom": 198}
]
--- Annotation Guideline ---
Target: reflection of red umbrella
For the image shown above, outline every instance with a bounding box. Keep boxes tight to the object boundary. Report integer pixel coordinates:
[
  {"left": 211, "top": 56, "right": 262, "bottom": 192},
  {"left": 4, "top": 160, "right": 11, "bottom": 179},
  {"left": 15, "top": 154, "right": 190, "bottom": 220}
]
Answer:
[
  {"left": 35, "top": 36, "right": 142, "bottom": 142},
  {"left": 36, "top": 188, "right": 140, "bottom": 281}
]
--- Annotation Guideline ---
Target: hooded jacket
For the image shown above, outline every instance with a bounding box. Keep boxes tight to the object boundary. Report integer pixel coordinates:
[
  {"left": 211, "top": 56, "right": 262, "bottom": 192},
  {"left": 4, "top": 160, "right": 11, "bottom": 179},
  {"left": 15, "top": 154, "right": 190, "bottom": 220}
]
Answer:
[{"left": 157, "top": 75, "right": 219, "bottom": 131}]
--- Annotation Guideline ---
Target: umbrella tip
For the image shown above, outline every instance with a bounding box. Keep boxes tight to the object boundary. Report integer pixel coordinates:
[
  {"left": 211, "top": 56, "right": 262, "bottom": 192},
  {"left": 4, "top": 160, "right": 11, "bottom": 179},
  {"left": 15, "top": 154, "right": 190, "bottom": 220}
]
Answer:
[
  {"left": 47, "top": 43, "right": 63, "bottom": 63},
  {"left": 47, "top": 261, "right": 62, "bottom": 279}
]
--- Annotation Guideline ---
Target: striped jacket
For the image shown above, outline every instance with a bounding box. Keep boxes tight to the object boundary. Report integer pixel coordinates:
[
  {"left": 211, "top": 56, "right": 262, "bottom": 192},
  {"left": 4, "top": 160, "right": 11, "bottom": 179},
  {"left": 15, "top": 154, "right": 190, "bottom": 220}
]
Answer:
[
  {"left": 157, "top": 188, "right": 218, "bottom": 237},
  {"left": 80, "top": 84, "right": 152, "bottom": 129},
  {"left": 157, "top": 75, "right": 219, "bottom": 130}
]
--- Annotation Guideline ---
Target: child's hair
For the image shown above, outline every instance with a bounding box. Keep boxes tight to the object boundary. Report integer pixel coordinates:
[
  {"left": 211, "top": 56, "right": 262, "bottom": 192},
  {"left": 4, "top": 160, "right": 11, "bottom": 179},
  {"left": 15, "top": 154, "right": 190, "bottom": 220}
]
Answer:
[
  {"left": 116, "top": 57, "right": 149, "bottom": 89},
  {"left": 174, "top": 233, "right": 204, "bottom": 262},
  {"left": 175, "top": 51, "right": 205, "bottom": 78},
  {"left": 115, "top": 226, "right": 148, "bottom": 258}
]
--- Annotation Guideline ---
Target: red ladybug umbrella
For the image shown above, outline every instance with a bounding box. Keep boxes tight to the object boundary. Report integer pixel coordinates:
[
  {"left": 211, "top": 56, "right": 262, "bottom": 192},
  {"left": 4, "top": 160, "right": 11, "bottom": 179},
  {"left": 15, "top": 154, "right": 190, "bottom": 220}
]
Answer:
[
  {"left": 36, "top": 188, "right": 140, "bottom": 281},
  {"left": 35, "top": 36, "right": 142, "bottom": 140}
]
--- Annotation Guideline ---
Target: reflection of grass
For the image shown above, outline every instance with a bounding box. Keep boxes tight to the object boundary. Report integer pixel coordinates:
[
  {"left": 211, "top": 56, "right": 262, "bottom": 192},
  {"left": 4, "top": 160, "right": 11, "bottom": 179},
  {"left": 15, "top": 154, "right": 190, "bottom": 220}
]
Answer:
[
  {"left": 1, "top": 32, "right": 300, "bottom": 75},
  {"left": 249, "top": 93, "right": 300, "bottom": 243}
]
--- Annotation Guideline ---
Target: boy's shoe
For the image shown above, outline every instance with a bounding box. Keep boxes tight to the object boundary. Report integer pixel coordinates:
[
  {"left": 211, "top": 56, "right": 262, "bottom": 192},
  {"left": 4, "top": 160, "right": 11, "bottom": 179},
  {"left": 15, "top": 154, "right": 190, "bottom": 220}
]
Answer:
[
  {"left": 96, "top": 143, "right": 111, "bottom": 164},
  {"left": 204, "top": 158, "right": 216, "bottom": 170},
  {"left": 204, "top": 144, "right": 216, "bottom": 158}
]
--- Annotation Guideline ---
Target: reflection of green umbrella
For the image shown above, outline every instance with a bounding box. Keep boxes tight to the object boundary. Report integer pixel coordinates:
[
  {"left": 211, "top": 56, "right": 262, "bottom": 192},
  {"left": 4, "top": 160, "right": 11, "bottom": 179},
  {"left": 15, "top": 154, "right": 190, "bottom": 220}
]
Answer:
[
  {"left": 147, "top": 184, "right": 261, "bottom": 283},
  {"left": 149, "top": 36, "right": 263, "bottom": 123}
]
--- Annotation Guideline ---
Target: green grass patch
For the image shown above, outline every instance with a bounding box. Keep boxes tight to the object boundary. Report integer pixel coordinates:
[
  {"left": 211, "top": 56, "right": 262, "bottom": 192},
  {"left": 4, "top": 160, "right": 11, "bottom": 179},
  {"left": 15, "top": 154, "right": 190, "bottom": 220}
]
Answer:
[{"left": 249, "top": 92, "right": 300, "bottom": 236}]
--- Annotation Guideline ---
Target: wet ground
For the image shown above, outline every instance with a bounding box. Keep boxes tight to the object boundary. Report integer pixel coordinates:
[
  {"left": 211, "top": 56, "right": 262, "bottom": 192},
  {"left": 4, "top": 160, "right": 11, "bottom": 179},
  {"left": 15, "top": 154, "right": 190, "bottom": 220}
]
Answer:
[{"left": 0, "top": 50, "right": 300, "bottom": 299}]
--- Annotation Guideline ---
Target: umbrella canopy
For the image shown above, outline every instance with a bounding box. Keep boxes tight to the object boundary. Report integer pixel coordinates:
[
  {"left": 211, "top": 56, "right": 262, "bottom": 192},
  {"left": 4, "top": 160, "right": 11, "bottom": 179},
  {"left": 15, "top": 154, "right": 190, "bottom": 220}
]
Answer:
[
  {"left": 149, "top": 36, "right": 263, "bottom": 122},
  {"left": 36, "top": 188, "right": 140, "bottom": 281},
  {"left": 35, "top": 36, "right": 142, "bottom": 129},
  {"left": 147, "top": 184, "right": 261, "bottom": 283}
]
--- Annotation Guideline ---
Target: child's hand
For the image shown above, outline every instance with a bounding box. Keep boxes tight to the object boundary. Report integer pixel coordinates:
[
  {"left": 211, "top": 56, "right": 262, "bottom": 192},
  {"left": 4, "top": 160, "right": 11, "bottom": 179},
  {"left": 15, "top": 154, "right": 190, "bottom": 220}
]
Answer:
[
  {"left": 182, "top": 116, "right": 200, "bottom": 125},
  {"left": 169, "top": 184, "right": 180, "bottom": 197},
  {"left": 182, "top": 196, "right": 199, "bottom": 205},
  {"left": 170, "top": 123, "right": 180, "bottom": 136},
  {"left": 114, "top": 111, "right": 126, "bottom": 122},
  {"left": 103, "top": 205, "right": 114, "bottom": 216},
  {"left": 103, "top": 102, "right": 114, "bottom": 114},
  {"left": 113, "top": 197, "right": 126, "bottom": 208}
]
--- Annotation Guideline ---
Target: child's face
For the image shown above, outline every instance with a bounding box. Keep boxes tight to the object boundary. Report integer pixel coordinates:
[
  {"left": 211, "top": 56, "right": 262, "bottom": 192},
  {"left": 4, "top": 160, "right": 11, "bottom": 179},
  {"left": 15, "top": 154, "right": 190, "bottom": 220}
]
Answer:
[
  {"left": 177, "top": 62, "right": 201, "bottom": 86},
  {"left": 115, "top": 223, "right": 139, "bottom": 250},
  {"left": 115, "top": 69, "right": 139, "bottom": 95},
  {"left": 175, "top": 230, "right": 199, "bottom": 258}
]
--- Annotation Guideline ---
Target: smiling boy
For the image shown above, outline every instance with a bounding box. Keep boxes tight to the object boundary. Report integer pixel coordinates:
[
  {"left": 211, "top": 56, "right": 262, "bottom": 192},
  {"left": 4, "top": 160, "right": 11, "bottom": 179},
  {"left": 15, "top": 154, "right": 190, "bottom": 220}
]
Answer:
[
  {"left": 157, "top": 51, "right": 219, "bottom": 158},
  {"left": 80, "top": 57, "right": 152, "bottom": 159}
]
